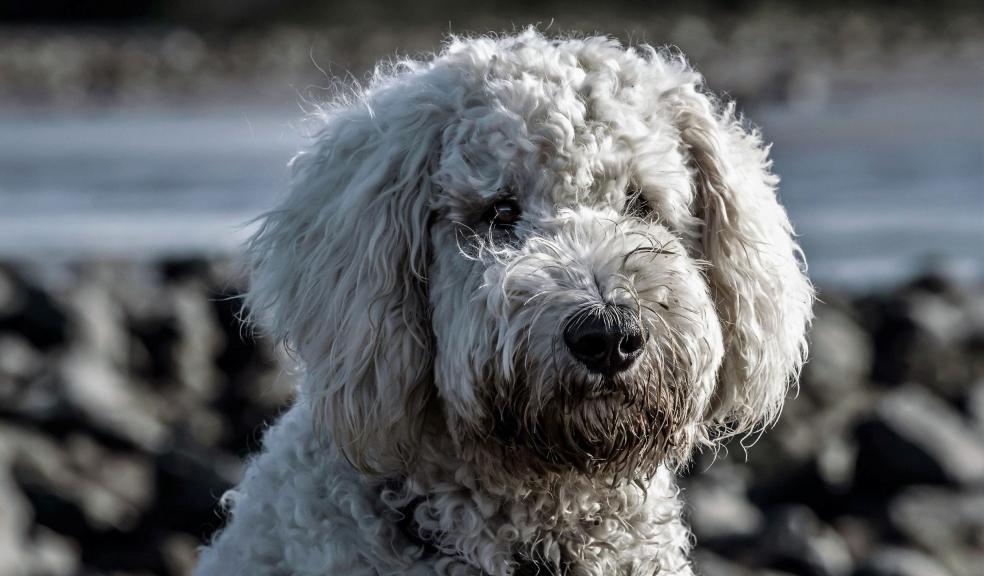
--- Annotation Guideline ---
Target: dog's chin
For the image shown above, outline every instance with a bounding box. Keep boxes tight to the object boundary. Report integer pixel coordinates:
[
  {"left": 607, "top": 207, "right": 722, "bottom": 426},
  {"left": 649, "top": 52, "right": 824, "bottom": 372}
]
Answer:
[{"left": 489, "top": 374, "right": 674, "bottom": 478}]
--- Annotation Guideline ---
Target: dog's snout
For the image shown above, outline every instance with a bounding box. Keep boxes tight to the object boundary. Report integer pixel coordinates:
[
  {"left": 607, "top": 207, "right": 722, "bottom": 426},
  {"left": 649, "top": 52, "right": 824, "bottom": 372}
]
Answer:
[{"left": 563, "top": 306, "right": 646, "bottom": 375}]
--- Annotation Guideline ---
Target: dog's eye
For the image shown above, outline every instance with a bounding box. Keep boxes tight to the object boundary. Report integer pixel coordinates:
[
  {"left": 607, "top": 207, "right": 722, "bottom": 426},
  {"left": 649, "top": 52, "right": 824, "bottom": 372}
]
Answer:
[
  {"left": 482, "top": 198, "right": 522, "bottom": 228},
  {"left": 624, "top": 188, "right": 653, "bottom": 219}
]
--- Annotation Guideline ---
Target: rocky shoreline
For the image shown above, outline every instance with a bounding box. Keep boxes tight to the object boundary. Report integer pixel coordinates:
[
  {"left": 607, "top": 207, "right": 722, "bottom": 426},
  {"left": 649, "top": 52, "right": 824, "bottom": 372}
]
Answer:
[{"left": 1, "top": 258, "right": 982, "bottom": 575}]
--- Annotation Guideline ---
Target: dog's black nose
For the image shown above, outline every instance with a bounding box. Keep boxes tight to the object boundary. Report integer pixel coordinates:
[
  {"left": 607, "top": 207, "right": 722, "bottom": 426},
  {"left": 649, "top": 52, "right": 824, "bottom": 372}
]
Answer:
[{"left": 563, "top": 306, "right": 646, "bottom": 375}]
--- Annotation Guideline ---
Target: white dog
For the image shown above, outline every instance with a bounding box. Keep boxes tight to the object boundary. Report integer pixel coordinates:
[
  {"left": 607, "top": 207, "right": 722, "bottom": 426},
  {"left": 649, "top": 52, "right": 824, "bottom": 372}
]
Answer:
[{"left": 195, "top": 30, "right": 813, "bottom": 576}]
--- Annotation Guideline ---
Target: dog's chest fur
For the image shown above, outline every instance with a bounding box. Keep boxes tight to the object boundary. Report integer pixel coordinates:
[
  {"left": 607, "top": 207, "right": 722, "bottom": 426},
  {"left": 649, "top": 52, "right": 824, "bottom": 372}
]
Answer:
[
  {"left": 377, "top": 439, "right": 694, "bottom": 575},
  {"left": 195, "top": 402, "right": 695, "bottom": 576},
  {"left": 394, "top": 505, "right": 616, "bottom": 576},
  {"left": 390, "top": 493, "right": 597, "bottom": 575}
]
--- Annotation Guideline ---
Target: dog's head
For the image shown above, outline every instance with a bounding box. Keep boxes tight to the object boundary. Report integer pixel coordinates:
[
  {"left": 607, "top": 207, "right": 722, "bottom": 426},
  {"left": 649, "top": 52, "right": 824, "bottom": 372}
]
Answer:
[{"left": 245, "top": 31, "right": 814, "bottom": 478}]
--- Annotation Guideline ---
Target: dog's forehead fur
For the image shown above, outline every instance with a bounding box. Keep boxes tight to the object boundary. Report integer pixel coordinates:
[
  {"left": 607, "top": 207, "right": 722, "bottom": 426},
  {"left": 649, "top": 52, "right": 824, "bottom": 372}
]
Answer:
[{"left": 431, "top": 34, "right": 694, "bottom": 235}]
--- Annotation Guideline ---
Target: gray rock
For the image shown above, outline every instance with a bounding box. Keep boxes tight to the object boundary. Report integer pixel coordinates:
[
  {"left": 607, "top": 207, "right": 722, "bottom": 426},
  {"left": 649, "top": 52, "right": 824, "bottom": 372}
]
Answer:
[
  {"left": 0, "top": 448, "right": 32, "bottom": 576},
  {"left": 687, "top": 464, "right": 764, "bottom": 541},
  {"left": 21, "top": 527, "right": 78, "bottom": 576},
  {"left": 0, "top": 424, "right": 155, "bottom": 532},
  {"left": 853, "top": 546, "right": 952, "bottom": 576},
  {"left": 59, "top": 350, "right": 170, "bottom": 452},
  {"left": 867, "top": 281, "right": 981, "bottom": 401},
  {"left": 0, "top": 334, "right": 43, "bottom": 381},
  {"left": 694, "top": 550, "right": 756, "bottom": 576},
  {"left": 0, "top": 265, "right": 70, "bottom": 351},
  {"left": 854, "top": 385, "right": 984, "bottom": 490},
  {"left": 0, "top": 335, "right": 44, "bottom": 409},
  {"left": 803, "top": 298, "right": 872, "bottom": 406},
  {"left": 968, "top": 379, "right": 984, "bottom": 431},
  {"left": 761, "top": 506, "right": 854, "bottom": 576},
  {"left": 0, "top": 260, "right": 287, "bottom": 576},
  {"left": 889, "top": 488, "right": 984, "bottom": 576},
  {"left": 0, "top": 441, "right": 80, "bottom": 576},
  {"left": 163, "top": 532, "right": 201, "bottom": 576}
]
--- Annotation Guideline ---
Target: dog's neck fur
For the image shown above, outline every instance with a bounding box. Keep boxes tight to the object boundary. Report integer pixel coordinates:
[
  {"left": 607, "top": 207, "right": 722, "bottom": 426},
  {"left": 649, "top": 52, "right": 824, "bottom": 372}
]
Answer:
[{"left": 375, "top": 422, "right": 694, "bottom": 575}]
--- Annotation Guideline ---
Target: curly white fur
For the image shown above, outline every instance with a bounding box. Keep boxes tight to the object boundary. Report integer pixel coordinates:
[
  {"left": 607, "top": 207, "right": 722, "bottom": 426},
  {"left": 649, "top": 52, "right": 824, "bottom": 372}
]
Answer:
[{"left": 195, "top": 30, "right": 814, "bottom": 576}]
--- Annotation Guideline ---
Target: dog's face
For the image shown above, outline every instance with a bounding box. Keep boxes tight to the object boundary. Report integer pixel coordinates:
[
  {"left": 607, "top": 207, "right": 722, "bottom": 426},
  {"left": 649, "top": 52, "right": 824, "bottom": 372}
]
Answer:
[
  {"left": 427, "top": 116, "right": 723, "bottom": 475},
  {"left": 245, "top": 32, "right": 814, "bottom": 478}
]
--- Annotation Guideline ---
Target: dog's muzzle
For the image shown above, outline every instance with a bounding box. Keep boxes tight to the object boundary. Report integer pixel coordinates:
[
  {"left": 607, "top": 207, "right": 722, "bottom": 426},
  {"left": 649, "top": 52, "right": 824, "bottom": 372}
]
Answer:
[{"left": 563, "top": 304, "right": 647, "bottom": 376}]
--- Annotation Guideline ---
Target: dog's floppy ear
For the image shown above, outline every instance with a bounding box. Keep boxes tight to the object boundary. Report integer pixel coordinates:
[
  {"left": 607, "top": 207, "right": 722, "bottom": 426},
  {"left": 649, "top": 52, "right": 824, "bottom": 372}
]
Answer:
[
  {"left": 666, "top": 82, "right": 814, "bottom": 436},
  {"left": 245, "top": 79, "right": 449, "bottom": 473}
]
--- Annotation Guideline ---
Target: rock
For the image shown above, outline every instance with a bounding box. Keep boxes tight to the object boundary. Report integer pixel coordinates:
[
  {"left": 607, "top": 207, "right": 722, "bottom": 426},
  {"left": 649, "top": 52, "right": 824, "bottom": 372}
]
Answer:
[
  {"left": 854, "top": 385, "right": 984, "bottom": 491},
  {"left": 968, "top": 379, "right": 984, "bottom": 430},
  {"left": 687, "top": 464, "right": 764, "bottom": 541},
  {"left": 0, "top": 440, "right": 80, "bottom": 576},
  {"left": 831, "top": 516, "right": 879, "bottom": 563},
  {"left": 740, "top": 391, "right": 865, "bottom": 517},
  {"left": 694, "top": 550, "right": 756, "bottom": 576},
  {"left": 0, "top": 334, "right": 43, "bottom": 382},
  {"left": 815, "top": 434, "right": 858, "bottom": 495},
  {"left": 760, "top": 506, "right": 854, "bottom": 576},
  {"left": 0, "top": 447, "right": 33, "bottom": 576},
  {"left": 803, "top": 297, "right": 872, "bottom": 406},
  {"left": 127, "top": 311, "right": 183, "bottom": 385},
  {"left": 59, "top": 351, "right": 170, "bottom": 452},
  {"left": 0, "top": 335, "right": 45, "bottom": 409},
  {"left": 0, "top": 265, "right": 69, "bottom": 351},
  {"left": 163, "top": 531, "right": 201, "bottom": 576},
  {"left": 889, "top": 488, "right": 984, "bottom": 576},
  {"left": 66, "top": 264, "right": 138, "bottom": 372},
  {"left": 21, "top": 527, "right": 79, "bottom": 576},
  {"left": 169, "top": 279, "right": 222, "bottom": 400},
  {"left": 853, "top": 546, "right": 952, "bottom": 576},
  {"left": 0, "top": 424, "right": 155, "bottom": 534},
  {"left": 863, "top": 278, "right": 981, "bottom": 401}
]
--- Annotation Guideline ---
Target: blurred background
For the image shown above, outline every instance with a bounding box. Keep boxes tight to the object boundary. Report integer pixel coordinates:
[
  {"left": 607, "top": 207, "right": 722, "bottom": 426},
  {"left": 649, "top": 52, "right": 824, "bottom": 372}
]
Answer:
[{"left": 0, "top": 1, "right": 981, "bottom": 575}]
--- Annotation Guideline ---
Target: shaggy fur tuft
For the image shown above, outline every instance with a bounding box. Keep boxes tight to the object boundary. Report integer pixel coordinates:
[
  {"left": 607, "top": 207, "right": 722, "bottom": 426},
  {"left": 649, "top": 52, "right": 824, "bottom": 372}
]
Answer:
[{"left": 196, "top": 29, "right": 814, "bottom": 576}]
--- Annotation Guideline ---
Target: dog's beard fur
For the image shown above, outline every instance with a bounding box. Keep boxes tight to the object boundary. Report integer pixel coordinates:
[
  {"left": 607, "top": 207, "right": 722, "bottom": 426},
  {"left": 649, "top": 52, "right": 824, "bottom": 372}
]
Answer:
[
  {"left": 486, "top": 336, "right": 706, "bottom": 479},
  {"left": 492, "top": 379, "right": 672, "bottom": 478}
]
